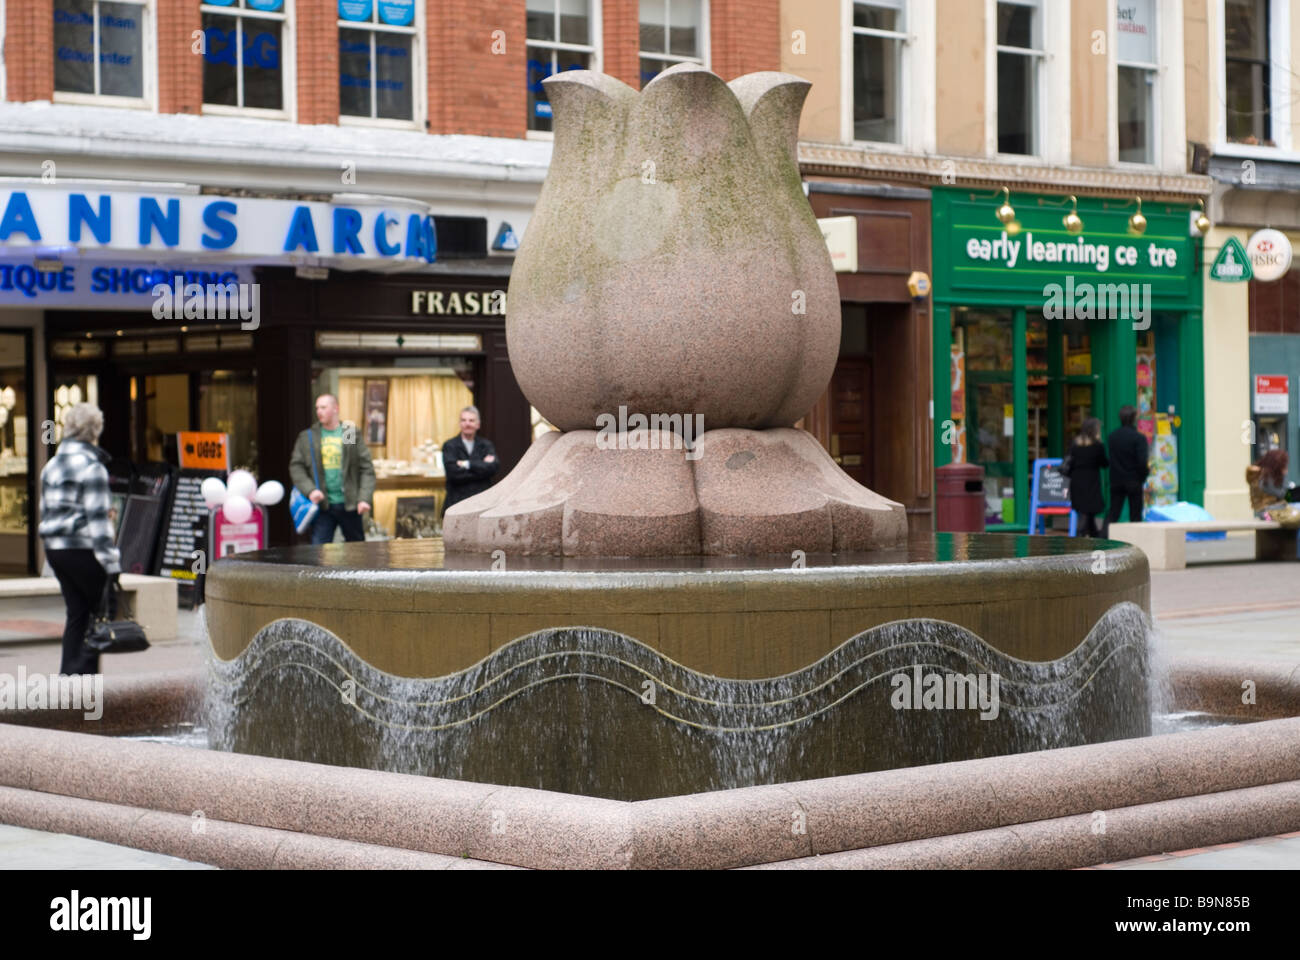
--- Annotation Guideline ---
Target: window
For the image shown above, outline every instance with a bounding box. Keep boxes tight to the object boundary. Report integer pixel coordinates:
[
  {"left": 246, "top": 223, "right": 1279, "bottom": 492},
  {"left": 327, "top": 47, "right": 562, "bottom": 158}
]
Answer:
[
  {"left": 851, "top": 0, "right": 905, "bottom": 143},
  {"left": 639, "top": 0, "right": 705, "bottom": 87},
  {"left": 1117, "top": 0, "right": 1157, "bottom": 163},
  {"left": 54, "top": 0, "right": 147, "bottom": 99},
  {"left": 339, "top": 0, "right": 418, "bottom": 122},
  {"left": 201, "top": 0, "right": 287, "bottom": 112},
  {"left": 1225, "top": 0, "right": 1271, "bottom": 144},
  {"left": 526, "top": 0, "right": 596, "bottom": 132},
  {"left": 996, "top": 0, "right": 1041, "bottom": 155}
]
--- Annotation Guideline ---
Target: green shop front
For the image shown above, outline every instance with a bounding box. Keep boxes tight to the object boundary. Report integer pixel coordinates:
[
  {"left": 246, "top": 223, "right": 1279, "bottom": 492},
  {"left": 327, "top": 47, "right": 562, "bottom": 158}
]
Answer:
[{"left": 931, "top": 188, "right": 1205, "bottom": 531}]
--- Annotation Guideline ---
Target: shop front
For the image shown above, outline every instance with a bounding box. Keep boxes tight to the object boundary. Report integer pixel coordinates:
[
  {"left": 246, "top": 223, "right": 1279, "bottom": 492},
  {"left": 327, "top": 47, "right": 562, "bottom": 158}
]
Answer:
[
  {"left": 931, "top": 188, "right": 1205, "bottom": 531},
  {"left": 806, "top": 182, "right": 934, "bottom": 534},
  {"left": 1, "top": 177, "right": 526, "bottom": 567}
]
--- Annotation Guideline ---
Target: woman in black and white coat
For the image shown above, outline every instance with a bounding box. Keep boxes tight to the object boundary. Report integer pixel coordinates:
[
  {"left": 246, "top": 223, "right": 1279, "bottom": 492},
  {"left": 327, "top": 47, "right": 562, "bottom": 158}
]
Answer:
[{"left": 38, "top": 403, "right": 121, "bottom": 675}]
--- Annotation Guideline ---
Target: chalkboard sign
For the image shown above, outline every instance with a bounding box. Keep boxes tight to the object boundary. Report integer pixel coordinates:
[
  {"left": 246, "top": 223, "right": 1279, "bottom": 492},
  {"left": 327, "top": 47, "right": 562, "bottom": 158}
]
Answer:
[
  {"left": 157, "top": 468, "right": 224, "bottom": 607},
  {"left": 1029, "top": 458, "right": 1076, "bottom": 536},
  {"left": 1035, "top": 459, "right": 1070, "bottom": 505},
  {"left": 117, "top": 464, "right": 173, "bottom": 575}
]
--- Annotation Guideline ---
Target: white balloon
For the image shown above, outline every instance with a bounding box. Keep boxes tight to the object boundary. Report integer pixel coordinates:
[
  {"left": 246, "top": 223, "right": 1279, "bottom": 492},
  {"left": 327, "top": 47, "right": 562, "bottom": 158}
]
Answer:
[
  {"left": 255, "top": 480, "right": 285, "bottom": 506},
  {"left": 200, "top": 476, "right": 228, "bottom": 507},
  {"left": 227, "top": 469, "right": 258, "bottom": 499},
  {"left": 223, "top": 495, "right": 252, "bottom": 524}
]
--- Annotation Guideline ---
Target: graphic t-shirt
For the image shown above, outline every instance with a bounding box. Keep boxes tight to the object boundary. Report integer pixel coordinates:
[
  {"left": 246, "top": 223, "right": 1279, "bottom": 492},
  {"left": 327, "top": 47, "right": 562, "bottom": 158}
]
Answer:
[{"left": 320, "top": 427, "right": 345, "bottom": 504}]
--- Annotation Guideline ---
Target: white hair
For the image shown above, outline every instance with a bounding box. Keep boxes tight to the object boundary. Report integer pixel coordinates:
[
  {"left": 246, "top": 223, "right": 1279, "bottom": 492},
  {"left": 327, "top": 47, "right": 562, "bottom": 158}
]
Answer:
[{"left": 63, "top": 403, "right": 104, "bottom": 443}]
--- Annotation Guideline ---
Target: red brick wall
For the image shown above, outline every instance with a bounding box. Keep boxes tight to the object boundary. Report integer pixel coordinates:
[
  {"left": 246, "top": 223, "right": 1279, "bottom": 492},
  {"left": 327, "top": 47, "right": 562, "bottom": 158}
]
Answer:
[
  {"left": 602, "top": 0, "right": 640, "bottom": 88},
  {"left": 709, "top": 0, "right": 780, "bottom": 80},
  {"left": 296, "top": 0, "right": 339, "bottom": 124},
  {"left": 6, "top": 0, "right": 54, "bottom": 102},
  {"left": 157, "top": 0, "right": 202, "bottom": 114},
  {"left": 427, "top": 0, "right": 525, "bottom": 137}
]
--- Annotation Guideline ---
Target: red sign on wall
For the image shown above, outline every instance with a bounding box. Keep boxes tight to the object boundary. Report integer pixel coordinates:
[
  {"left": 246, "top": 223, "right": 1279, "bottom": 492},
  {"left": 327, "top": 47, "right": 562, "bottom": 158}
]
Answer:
[{"left": 1254, "top": 375, "right": 1289, "bottom": 414}]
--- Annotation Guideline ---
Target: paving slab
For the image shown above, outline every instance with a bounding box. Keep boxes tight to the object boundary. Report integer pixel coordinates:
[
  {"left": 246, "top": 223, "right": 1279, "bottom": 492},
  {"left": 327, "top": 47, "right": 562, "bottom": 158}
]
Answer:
[{"left": 0, "top": 823, "right": 216, "bottom": 870}]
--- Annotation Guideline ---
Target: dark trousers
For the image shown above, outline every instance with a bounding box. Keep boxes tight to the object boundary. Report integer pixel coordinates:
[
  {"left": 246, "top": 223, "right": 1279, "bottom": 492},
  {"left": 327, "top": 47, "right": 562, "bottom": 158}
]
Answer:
[
  {"left": 1106, "top": 484, "right": 1144, "bottom": 529},
  {"left": 45, "top": 548, "right": 105, "bottom": 676},
  {"left": 311, "top": 504, "right": 365, "bottom": 544},
  {"left": 1077, "top": 513, "right": 1103, "bottom": 537}
]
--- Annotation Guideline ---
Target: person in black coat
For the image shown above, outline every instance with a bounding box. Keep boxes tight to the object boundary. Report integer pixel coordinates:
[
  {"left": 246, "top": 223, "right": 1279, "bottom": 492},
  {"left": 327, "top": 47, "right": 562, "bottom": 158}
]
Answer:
[
  {"left": 1106, "top": 404, "right": 1150, "bottom": 531},
  {"left": 442, "top": 405, "right": 499, "bottom": 516},
  {"left": 1067, "top": 417, "right": 1108, "bottom": 537}
]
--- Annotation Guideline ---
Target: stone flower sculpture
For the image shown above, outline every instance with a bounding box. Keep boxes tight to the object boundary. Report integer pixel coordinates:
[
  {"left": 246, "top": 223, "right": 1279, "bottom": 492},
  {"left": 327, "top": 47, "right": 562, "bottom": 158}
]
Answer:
[{"left": 445, "top": 65, "right": 907, "bottom": 556}]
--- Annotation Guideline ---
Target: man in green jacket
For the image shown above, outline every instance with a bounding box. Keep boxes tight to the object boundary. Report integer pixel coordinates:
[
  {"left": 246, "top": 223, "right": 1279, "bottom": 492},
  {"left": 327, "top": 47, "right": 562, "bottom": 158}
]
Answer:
[{"left": 289, "top": 394, "right": 376, "bottom": 544}]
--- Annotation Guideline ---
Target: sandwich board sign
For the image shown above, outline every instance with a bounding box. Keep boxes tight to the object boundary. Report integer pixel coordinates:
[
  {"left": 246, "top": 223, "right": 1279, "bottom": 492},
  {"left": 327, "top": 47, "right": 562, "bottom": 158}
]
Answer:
[{"left": 1210, "top": 236, "right": 1252, "bottom": 282}]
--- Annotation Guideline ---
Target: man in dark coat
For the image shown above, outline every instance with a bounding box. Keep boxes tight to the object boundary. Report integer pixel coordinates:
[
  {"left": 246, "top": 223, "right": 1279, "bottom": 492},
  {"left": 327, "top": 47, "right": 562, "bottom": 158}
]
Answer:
[
  {"left": 442, "top": 406, "right": 499, "bottom": 516},
  {"left": 1105, "top": 404, "right": 1150, "bottom": 531}
]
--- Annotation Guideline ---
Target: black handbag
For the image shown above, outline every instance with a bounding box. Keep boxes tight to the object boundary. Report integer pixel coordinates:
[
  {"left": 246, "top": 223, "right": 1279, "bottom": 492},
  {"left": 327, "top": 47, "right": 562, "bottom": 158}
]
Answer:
[{"left": 84, "top": 579, "right": 150, "bottom": 654}]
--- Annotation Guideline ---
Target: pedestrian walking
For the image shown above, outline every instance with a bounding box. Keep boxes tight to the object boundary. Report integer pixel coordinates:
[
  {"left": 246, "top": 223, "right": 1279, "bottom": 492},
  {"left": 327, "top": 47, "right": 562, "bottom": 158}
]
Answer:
[
  {"left": 1066, "top": 417, "right": 1108, "bottom": 537},
  {"left": 289, "top": 394, "right": 375, "bottom": 544},
  {"left": 442, "top": 406, "right": 499, "bottom": 516},
  {"left": 38, "top": 403, "right": 120, "bottom": 676},
  {"left": 1105, "top": 405, "right": 1149, "bottom": 533}
]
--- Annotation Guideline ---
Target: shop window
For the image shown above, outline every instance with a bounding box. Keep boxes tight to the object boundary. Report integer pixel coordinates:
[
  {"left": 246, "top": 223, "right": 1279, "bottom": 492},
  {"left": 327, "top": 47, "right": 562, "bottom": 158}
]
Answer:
[
  {"left": 312, "top": 360, "right": 476, "bottom": 538},
  {"left": 201, "top": 0, "right": 287, "bottom": 113},
  {"left": 639, "top": 0, "right": 705, "bottom": 87},
  {"left": 851, "top": 0, "right": 905, "bottom": 144},
  {"left": 1117, "top": 0, "right": 1157, "bottom": 164},
  {"left": 339, "top": 0, "right": 418, "bottom": 123},
  {"left": 527, "top": 0, "right": 597, "bottom": 132},
  {"left": 1225, "top": 0, "right": 1271, "bottom": 145},
  {"left": 0, "top": 337, "right": 30, "bottom": 563},
  {"left": 995, "top": 0, "right": 1041, "bottom": 156},
  {"left": 198, "top": 370, "right": 258, "bottom": 474},
  {"left": 953, "top": 309, "right": 1015, "bottom": 524},
  {"left": 54, "top": 0, "right": 148, "bottom": 101}
]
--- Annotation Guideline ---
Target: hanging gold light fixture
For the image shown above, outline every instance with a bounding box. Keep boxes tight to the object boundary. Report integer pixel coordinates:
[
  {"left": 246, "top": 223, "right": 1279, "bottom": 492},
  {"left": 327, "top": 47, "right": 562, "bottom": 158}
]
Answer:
[
  {"left": 1128, "top": 197, "right": 1147, "bottom": 235},
  {"left": 995, "top": 187, "right": 1016, "bottom": 225},
  {"left": 1194, "top": 198, "right": 1211, "bottom": 235},
  {"left": 1062, "top": 195, "right": 1084, "bottom": 235}
]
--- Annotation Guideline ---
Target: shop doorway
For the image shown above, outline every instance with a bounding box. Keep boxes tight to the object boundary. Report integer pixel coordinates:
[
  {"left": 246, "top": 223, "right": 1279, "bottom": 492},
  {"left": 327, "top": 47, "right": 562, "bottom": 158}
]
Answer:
[
  {"left": 126, "top": 371, "right": 259, "bottom": 472},
  {"left": 0, "top": 331, "right": 34, "bottom": 574},
  {"left": 830, "top": 359, "right": 873, "bottom": 486}
]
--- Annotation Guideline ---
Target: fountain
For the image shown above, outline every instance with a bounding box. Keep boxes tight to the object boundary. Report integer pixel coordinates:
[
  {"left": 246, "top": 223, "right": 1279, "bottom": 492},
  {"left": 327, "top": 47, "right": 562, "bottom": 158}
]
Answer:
[{"left": 200, "top": 65, "right": 1153, "bottom": 801}]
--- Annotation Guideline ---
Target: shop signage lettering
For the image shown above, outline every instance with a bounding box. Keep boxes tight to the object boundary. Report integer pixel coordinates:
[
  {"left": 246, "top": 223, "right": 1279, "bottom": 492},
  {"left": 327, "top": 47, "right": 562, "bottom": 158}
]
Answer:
[
  {"left": 0, "top": 263, "right": 252, "bottom": 307},
  {"left": 0, "top": 187, "right": 436, "bottom": 264},
  {"left": 203, "top": 28, "right": 280, "bottom": 69},
  {"left": 410, "top": 290, "right": 506, "bottom": 315},
  {"left": 1245, "top": 229, "right": 1293, "bottom": 283},
  {"left": 964, "top": 232, "right": 1178, "bottom": 272}
]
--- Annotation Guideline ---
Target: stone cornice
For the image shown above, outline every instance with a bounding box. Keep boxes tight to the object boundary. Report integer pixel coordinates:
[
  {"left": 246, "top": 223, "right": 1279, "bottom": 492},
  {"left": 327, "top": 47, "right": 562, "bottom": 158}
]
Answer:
[{"left": 797, "top": 142, "right": 1212, "bottom": 202}]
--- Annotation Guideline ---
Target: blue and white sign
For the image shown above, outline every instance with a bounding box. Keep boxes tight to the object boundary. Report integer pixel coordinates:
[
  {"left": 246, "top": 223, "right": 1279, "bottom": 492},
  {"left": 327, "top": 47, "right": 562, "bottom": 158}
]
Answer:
[
  {"left": 338, "top": 0, "right": 372, "bottom": 21},
  {"left": 378, "top": 0, "right": 414, "bottom": 26},
  {"left": 204, "top": 0, "right": 237, "bottom": 6},
  {"left": 0, "top": 184, "right": 437, "bottom": 267},
  {"left": 0, "top": 262, "right": 255, "bottom": 308},
  {"left": 247, "top": 0, "right": 285, "bottom": 11}
]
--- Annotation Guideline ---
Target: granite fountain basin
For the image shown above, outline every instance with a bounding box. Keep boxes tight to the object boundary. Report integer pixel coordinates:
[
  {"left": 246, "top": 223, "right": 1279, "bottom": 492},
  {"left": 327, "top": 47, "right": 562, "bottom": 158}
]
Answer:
[{"left": 199, "top": 533, "right": 1154, "bottom": 801}]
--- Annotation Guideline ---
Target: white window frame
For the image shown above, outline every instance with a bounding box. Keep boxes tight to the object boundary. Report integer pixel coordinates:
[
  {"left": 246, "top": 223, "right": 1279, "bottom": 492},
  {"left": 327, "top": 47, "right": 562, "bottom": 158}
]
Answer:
[
  {"left": 637, "top": 0, "right": 710, "bottom": 82},
  {"left": 524, "top": 0, "right": 603, "bottom": 139},
  {"left": 1212, "top": 0, "right": 1292, "bottom": 157},
  {"left": 200, "top": 0, "right": 295, "bottom": 121},
  {"left": 51, "top": 0, "right": 157, "bottom": 110},
  {"left": 985, "top": 0, "right": 1068, "bottom": 164},
  {"left": 840, "top": 0, "right": 935, "bottom": 153},
  {"left": 1110, "top": 0, "right": 1184, "bottom": 173},
  {"left": 337, "top": 1, "right": 425, "bottom": 130}
]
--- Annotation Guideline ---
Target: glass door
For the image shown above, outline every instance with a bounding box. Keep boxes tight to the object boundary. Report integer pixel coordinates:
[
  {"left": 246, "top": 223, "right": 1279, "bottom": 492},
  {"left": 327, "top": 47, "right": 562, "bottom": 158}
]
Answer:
[
  {"left": 0, "top": 332, "right": 32, "bottom": 573},
  {"left": 957, "top": 308, "right": 1016, "bottom": 525}
]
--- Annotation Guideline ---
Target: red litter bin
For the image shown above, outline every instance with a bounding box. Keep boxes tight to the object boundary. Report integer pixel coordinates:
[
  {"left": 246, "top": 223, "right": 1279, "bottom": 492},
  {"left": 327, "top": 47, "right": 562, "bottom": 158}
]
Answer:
[{"left": 935, "top": 463, "right": 986, "bottom": 533}]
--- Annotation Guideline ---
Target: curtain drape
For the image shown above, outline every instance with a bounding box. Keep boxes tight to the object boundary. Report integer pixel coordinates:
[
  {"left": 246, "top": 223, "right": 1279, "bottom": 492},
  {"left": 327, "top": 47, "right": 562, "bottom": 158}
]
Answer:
[{"left": 337, "top": 374, "right": 473, "bottom": 463}]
